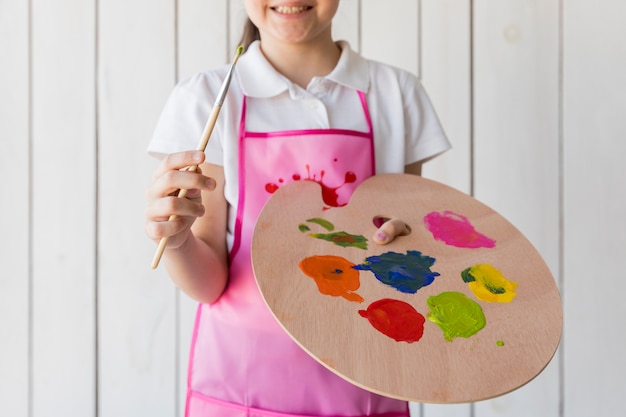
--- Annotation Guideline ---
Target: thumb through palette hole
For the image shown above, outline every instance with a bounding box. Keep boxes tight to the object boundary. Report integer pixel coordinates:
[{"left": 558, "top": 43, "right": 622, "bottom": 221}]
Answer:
[
  {"left": 372, "top": 216, "right": 412, "bottom": 236},
  {"left": 372, "top": 216, "right": 390, "bottom": 228}
]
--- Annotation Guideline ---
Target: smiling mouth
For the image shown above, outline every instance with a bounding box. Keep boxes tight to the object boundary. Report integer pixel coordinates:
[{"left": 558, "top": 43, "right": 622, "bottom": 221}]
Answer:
[{"left": 272, "top": 6, "right": 313, "bottom": 14}]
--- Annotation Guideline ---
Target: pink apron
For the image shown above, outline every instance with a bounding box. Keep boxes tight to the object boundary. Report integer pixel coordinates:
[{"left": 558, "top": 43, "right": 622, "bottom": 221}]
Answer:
[{"left": 185, "top": 92, "right": 409, "bottom": 417}]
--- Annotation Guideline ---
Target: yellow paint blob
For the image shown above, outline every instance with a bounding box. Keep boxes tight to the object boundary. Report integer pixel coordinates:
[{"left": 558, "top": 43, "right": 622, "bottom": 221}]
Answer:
[{"left": 461, "top": 264, "right": 517, "bottom": 303}]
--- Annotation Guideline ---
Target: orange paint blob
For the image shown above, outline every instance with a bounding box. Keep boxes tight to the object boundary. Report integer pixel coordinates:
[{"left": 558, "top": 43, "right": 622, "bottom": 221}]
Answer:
[{"left": 299, "top": 255, "right": 364, "bottom": 303}]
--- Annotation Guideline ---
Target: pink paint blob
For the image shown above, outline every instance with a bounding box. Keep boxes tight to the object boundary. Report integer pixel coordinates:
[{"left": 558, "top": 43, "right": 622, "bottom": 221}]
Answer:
[{"left": 424, "top": 210, "right": 496, "bottom": 249}]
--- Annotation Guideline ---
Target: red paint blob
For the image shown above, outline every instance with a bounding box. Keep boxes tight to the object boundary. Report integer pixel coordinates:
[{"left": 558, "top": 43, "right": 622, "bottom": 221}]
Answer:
[
  {"left": 264, "top": 165, "right": 359, "bottom": 207},
  {"left": 358, "top": 299, "right": 425, "bottom": 343},
  {"left": 344, "top": 171, "right": 357, "bottom": 184}
]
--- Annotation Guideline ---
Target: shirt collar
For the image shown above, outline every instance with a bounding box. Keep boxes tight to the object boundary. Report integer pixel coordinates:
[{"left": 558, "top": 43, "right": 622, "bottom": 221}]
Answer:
[
  {"left": 325, "top": 40, "right": 370, "bottom": 92},
  {"left": 236, "top": 40, "right": 370, "bottom": 98}
]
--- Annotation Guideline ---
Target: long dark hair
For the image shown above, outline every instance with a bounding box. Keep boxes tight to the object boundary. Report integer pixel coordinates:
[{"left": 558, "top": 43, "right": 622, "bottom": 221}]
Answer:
[{"left": 238, "top": 18, "right": 260, "bottom": 52}]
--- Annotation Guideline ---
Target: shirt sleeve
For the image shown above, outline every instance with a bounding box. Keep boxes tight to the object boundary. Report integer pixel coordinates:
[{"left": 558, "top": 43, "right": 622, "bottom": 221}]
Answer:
[
  {"left": 146, "top": 72, "right": 224, "bottom": 166},
  {"left": 400, "top": 72, "right": 451, "bottom": 165}
]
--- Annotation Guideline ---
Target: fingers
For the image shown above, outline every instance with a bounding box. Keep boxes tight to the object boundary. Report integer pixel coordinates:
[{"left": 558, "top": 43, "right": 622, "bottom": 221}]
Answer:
[
  {"left": 145, "top": 215, "right": 189, "bottom": 243},
  {"left": 144, "top": 189, "right": 205, "bottom": 241},
  {"left": 148, "top": 151, "right": 215, "bottom": 200},
  {"left": 145, "top": 193, "right": 206, "bottom": 222},
  {"left": 372, "top": 218, "right": 412, "bottom": 245},
  {"left": 153, "top": 150, "right": 205, "bottom": 180},
  {"left": 145, "top": 151, "right": 216, "bottom": 247},
  {"left": 148, "top": 169, "right": 216, "bottom": 200}
]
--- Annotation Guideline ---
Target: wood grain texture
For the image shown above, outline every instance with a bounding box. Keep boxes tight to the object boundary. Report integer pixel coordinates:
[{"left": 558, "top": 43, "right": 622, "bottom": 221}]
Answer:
[{"left": 252, "top": 174, "right": 561, "bottom": 404}]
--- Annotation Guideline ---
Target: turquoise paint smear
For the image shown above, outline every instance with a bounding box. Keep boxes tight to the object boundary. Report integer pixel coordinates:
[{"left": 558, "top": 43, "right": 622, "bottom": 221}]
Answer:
[{"left": 353, "top": 250, "right": 440, "bottom": 294}]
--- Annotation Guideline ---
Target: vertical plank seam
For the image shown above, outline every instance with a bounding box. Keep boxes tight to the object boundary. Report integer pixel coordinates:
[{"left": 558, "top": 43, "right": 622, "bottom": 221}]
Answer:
[
  {"left": 557, "top": 0, "right": 565, "bottom": 415},
  {"left": 469, "top": 1, "right": 475, "bottom": 412},
  {"left": 415, "top": 3, "right": 421, "bottom": 416},
  {"left": 175, "top": 0, "right": 179, "bottom": 80},
  {"left": 94, "top": 0, "right": 100, "bottom": 415},
  {"left": 174, "top": 0, "right": 181, "bottom": 415},
  {"left": 417, "top": 0, "right": 422, "bottom": 78},
  {"left": 469, "top": 0, "right": 475, "bottom": 199},
  {"left": 227, "top": 0, "right": 232, "bottom": 61},
  {"left": 357, "top": 0, "right": 362, "bottom": 54},
  {"left": 27, "top": 0, "right": 34, "bottom": 415}
]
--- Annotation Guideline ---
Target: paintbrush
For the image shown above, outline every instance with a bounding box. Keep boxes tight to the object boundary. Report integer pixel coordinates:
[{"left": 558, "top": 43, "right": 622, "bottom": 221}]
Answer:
[{"left": 151, "top": 45, "right": 243, "bottom": 269}]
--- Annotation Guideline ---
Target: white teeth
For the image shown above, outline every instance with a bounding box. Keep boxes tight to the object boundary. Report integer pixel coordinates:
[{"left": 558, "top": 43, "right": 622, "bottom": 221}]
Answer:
[{"left": 274, "top": 6, "right": 310, "bottom": 14}]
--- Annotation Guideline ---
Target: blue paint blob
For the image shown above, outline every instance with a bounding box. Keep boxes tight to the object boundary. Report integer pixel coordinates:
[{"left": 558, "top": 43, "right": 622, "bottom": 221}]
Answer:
[{"left": 353, "top": 250, "right": 440, "bottom": 294}]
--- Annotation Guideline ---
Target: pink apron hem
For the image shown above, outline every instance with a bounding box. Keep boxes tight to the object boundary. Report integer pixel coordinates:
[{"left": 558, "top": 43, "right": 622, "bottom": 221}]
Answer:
[{"left": 186, "top": 389, "right": 410, "bottom": 417}]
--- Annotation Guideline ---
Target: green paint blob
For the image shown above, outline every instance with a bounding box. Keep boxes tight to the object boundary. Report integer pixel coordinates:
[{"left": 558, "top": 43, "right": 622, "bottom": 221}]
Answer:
[
  {"left": 427, "top": 291, "right": 486, "bottom": 342},
  {"left": 496, "top": 340, "right": 505, "bottom": 347},
  {"left": 309, "top": 232, "right": 368, "bottom": 249},
  {"left": 306, "top": 217, "right": 335, "bottom": 231},
  {"left": 299, "top": 224, "right": 311, "bottom": 233}
]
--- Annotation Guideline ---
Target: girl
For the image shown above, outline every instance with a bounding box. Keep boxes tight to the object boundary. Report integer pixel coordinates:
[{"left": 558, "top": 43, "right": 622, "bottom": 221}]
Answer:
[{"left": 145, "top": 1, "right": 451, "bottom": 416}]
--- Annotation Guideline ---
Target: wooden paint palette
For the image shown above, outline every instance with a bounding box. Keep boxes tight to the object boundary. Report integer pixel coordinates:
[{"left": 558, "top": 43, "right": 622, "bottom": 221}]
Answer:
[{"left": 251, "top": 174, "right": 562, "bottom": 404}]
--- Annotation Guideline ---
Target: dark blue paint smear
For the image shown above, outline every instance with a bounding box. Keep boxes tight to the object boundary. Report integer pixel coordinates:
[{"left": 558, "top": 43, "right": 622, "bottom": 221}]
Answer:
[{"left": 353, "top": 250, "right": 440, "bottom": 294}]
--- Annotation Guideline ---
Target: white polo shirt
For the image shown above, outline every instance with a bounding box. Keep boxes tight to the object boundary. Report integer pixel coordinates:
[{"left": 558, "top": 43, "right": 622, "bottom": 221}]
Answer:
[{"left": 148, "top": 40, "right": 450, "bottom": 248}]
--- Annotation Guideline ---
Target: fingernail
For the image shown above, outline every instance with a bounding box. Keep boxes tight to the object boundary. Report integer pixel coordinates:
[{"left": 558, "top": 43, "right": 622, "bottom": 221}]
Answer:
[
  {"left": 193, "top": 151, "right": 204, "bottom": 162},
  {"left": 376, "top": 231, "right": 388, "bottom": 242}
]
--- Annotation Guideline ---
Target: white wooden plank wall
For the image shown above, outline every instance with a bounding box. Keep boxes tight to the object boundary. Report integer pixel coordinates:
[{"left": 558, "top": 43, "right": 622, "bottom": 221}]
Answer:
[
  {"left": 1, "top": 0, "right": 625, "bottom": 416},
  {"left": 1, "top": 0, "right": 30, "bottom": 415},
  {"left": 562, "top": 1, "right": 626, "bottom": 415},
  {"left": 471, "top": 2, "right": 561, "bottom": 415}
]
